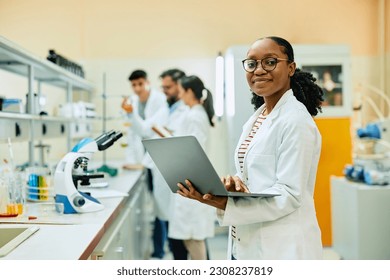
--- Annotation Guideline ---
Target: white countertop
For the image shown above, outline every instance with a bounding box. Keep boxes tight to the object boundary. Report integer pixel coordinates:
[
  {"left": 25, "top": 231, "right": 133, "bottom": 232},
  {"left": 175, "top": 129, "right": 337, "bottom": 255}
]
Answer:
[{"left": 0, "top": 168, "right": 144, "bottom": 260}]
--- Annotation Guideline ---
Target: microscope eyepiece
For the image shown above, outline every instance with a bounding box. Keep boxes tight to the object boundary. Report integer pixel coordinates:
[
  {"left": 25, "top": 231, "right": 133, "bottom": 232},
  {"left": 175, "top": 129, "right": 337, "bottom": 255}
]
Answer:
[
  {"left": 96, "top": 130, "right": 123, "bottom": 151},
  {"left": 113, "top": 131, "right": 123, "bottom": 141}
]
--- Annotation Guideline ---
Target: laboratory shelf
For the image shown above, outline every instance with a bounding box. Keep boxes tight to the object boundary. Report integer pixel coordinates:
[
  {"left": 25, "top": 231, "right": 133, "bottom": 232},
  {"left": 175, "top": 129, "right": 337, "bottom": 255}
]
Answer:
[
  {"left": 0, "top": 112, "right": 81, "bottom": 122},
  {"left": 0, "top": 35, "right": 95, "bottom": 162},
  {"left": 0, "top": 36, "right": 94, "bottom": 92},
  {"left": 0, "top": 111, "right": 38, "bottom": 120}
]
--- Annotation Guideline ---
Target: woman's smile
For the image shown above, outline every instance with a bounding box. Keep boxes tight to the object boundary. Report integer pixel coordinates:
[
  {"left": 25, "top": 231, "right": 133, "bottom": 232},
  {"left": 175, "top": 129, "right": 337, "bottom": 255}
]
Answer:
[{"left": 252, "top": 77, "right": 271, "bottom": 84}]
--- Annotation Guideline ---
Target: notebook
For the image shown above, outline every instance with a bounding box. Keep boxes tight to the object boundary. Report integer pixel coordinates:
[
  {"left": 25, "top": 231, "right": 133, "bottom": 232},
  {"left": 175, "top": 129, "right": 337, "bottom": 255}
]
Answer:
[{"left": 142, "top": 136, "right": 281, "bottom": 198}]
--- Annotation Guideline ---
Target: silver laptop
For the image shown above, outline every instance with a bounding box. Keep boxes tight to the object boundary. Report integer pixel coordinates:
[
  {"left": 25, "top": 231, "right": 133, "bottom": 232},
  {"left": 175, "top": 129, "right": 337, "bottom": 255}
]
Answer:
[{"left": 142, "top": 136, "right": 280, "bottom": 198}]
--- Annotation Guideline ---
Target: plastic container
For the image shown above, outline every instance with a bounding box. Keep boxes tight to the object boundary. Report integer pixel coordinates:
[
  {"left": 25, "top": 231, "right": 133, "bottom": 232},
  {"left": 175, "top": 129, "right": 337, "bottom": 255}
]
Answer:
[{"left": 25, "top": 167, "right": 53, "bottom": 202}]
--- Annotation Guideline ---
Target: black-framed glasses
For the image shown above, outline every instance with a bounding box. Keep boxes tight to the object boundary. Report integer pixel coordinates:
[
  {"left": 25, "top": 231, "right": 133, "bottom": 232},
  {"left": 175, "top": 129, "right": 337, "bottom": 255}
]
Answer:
[{"left": 242, "top": 57, "right": 290, "bottom": 73}]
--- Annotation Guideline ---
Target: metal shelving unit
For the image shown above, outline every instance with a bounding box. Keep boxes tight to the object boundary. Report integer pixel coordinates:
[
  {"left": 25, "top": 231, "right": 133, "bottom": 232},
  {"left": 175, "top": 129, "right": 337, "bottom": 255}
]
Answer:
[{"left": 0, "top": 35, "right": 95, "bottom": 166}]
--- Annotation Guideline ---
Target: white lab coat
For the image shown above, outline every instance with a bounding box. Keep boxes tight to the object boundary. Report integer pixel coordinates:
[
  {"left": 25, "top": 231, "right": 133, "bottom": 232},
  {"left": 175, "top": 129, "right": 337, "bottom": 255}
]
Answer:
[
  {"left": 217, "top": 90, "right": 323, "bottom": 260},
  {"left": 127, "top": 99, "right": 189, "bottom": 220},
  {"left": 125, "top": 89, "right": 167, "bottom": 165},
  {"left": 168, "top": 104, "right": 215, "bottom": 240},
  {"left": 150, "top": 101, "right": 189, "bottom": 221}
]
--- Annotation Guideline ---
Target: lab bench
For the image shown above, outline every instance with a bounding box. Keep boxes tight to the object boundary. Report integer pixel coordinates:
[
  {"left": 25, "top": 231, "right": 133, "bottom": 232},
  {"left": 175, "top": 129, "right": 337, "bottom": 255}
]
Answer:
[
  {"left": 331, "top": 176, "right": 390, "bottom": 260},
  {"left": 0, "top": 168, "right": 151, "bottom": 260}
]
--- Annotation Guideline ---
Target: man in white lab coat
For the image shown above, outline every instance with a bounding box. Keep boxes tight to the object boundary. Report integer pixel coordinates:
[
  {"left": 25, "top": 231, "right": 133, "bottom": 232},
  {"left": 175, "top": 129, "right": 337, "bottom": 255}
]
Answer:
[
  {"left": 122, "top": 69, "right": 167, "bottom": 170},
  {"left": 121, "top": 69, "right": 167, "bottom": 259}
]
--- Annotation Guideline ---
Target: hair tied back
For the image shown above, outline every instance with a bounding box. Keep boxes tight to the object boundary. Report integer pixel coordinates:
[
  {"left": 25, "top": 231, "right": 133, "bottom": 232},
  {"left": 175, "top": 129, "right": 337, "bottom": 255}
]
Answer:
[{"left": 201, "top": 88, "right": 208, "bottom": 103}]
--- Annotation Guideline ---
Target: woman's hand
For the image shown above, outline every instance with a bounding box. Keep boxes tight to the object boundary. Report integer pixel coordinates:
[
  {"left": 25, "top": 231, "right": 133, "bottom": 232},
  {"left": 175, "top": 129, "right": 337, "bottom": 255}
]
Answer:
[
  {"left": 177, "top": 180, "right": 228, "bottom": 210},
  {"left": 221, "top": 175, "right": 249, "bottom": 193},
  {"left": 121, "top": 97, "right": 133, "bottom": 113}
]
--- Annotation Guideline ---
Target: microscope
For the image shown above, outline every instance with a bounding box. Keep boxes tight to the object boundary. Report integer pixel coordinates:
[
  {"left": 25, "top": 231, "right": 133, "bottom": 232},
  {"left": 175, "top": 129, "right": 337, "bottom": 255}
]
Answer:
[{"left": 54, "top": 130, "right": 123, "bottom": 214}]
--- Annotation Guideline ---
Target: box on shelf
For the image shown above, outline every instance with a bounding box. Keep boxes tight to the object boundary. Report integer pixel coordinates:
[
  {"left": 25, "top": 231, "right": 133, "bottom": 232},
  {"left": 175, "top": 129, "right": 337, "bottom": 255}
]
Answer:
[{"left": 0, "top": 98, "right": 24, "bottom": 113}]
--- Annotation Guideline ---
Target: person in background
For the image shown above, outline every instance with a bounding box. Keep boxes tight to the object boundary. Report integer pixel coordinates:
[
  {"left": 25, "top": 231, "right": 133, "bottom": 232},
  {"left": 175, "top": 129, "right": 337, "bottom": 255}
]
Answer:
[
  {"left": 122, "top": 68, "right": 188, "bottom": 260},
  {"left": 121, "top": 69, "right": 167, "bottom": 259},
  {"left": 177, "top": 36, "right": 324, "bottom": 260},
  {"left": 122, "top": 69, "right": 166, "bottom": 170},
  {"left": 167, "top": 75, "right": 216, "bottom": 260}
]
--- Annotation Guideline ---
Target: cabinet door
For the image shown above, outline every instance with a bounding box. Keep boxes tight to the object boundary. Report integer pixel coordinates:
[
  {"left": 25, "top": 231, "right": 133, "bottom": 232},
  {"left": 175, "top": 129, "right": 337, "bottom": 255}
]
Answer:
[
  {"left": 34, "top": 121, "right": 67, "bottom": 139},
  {"left": 134, "top": 185, "right": 150, "bottom": 259},
  {"left": 126, "top": 183, "right": 146, "bottom": 260},
  {"left": 91, "top": 205, "right": 132, "bottom": 260},
  {"left": 130, "top": 176, "right": 151, "bottom": 260},
  {"left": 128, "top": 196, "right": 142, "bottom": 259},
  {"left": 90, "top": 174, "right": 151, "bottom": 260},
  {"left": 70, "top": 122, "right": 92, "bottom": 139},
  {"left": 0, "top": 119, "right": 30, "bottom": 141}
]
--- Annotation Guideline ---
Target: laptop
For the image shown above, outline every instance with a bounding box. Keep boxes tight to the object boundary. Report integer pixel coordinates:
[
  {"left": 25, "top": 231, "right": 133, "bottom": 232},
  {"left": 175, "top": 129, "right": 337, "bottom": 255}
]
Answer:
[{"left": 142, "top": 136, "right": 280, "bottom": 198}]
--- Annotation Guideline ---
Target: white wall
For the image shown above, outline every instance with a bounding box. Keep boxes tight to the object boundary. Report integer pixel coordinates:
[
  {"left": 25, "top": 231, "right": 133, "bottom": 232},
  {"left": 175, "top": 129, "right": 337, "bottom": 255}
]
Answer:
[{"left": 1, "top": 0, "right": 388, "bottom": 176}]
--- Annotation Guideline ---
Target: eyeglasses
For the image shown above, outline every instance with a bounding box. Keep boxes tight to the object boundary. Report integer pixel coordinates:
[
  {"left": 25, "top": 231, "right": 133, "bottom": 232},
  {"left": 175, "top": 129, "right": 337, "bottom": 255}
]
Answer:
[
  {"left": 242, "top": 57, "right": 291, "bottom": 73},
  {"left": 162, "top": 85, "right": 173, "bottom": 91}
]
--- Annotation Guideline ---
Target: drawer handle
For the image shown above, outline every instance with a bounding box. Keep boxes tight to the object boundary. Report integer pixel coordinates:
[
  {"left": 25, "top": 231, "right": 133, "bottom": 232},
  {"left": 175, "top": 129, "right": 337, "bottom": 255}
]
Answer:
[
  {"left": 42, "top": 123, "right": 47, "bottom": 135},
  {"left": 15, "top": 122, "right": 21, "bottom": 137},
  {"left": 90, "top": 251, "right": 103, "bottom": 260}
]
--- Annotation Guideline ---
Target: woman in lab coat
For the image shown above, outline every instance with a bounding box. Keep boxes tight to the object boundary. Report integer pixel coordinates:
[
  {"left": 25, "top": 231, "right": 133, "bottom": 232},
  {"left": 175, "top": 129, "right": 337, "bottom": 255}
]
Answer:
[
  {"left": 177, "top": 36, "right": 325, "bottom": 260},
  {"left": 168, "top": 75, "right": 216, "bottom": 260}
]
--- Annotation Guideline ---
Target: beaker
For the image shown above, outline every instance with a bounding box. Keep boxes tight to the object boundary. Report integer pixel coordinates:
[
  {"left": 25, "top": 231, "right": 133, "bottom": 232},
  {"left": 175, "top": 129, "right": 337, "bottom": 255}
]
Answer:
[{"left": 6, "top": 172, "right": 26, "bottom": 215}]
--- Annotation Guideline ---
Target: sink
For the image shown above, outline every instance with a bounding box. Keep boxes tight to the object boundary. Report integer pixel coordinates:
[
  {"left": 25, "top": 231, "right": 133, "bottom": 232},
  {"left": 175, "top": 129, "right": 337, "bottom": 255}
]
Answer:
[{"left": 0, "top": 226, "right": 39, "bottom": 257}]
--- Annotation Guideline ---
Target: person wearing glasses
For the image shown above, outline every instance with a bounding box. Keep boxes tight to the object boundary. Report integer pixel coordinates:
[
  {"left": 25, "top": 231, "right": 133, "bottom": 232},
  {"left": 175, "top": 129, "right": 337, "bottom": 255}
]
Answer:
[{"left": 177, "top": 36, "right": 324, "bottom": 260}]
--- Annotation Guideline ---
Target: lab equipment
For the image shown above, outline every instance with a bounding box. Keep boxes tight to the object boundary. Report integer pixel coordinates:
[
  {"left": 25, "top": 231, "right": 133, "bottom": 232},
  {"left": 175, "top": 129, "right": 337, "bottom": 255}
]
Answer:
[
  {"left": 54, "top": 130, "right": 123, "bottom": 214},
  {"left": 344, "top": 84, "right": 390, "bottom": 185},
  {"left": 25, "top": 167, "right": 52, "bottom": 201},
  {"left": 47, "top": 49, "right": 85, "bottom": 78},
  {"left": 345, "top": 118, "right": 390, "bottom": 185},
  {"left": 0, "top": 98, "right": 24, "bottom": 113}
]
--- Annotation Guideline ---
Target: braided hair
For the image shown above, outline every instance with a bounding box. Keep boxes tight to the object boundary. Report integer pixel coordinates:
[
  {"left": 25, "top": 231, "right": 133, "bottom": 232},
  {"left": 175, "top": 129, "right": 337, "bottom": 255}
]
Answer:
[{"left": 250, "top": 36, "right": 324, "bottom": 116}]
